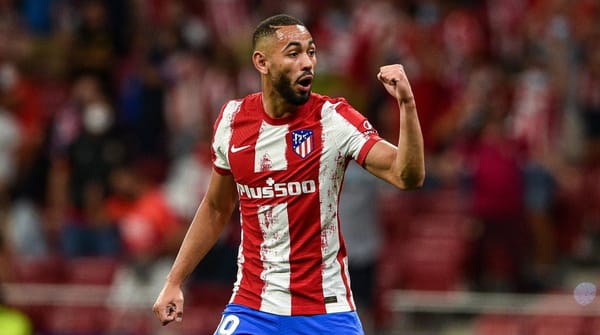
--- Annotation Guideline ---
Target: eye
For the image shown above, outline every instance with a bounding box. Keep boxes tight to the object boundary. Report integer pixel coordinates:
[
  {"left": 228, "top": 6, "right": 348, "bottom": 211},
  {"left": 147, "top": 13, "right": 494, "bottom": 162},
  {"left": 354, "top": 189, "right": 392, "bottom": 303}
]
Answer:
[
  {"left": 288, "top": 51, "right": 299, "bottom": 57},
  {"left": 308, "top": 49, "right": 316, "bottom": 57}
]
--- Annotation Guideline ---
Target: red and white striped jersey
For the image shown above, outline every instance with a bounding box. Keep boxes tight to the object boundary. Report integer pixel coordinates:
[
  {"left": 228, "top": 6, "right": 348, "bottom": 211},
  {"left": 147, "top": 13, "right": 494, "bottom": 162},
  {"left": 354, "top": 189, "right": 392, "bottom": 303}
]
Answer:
[{"left": 211, "top": 92, "right": 382, "bottom": 316}]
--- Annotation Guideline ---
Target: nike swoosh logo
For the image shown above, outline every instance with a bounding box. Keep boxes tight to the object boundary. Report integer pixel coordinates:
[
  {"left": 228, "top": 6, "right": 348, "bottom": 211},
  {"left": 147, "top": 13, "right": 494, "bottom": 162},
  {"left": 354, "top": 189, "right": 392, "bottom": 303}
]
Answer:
[{"left": 231, "top": 145, "right": 251, "bottom": 153}]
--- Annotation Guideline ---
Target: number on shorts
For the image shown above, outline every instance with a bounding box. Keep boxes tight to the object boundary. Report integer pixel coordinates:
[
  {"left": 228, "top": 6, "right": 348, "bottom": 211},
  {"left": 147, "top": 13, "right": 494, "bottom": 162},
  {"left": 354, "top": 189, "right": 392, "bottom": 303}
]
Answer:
[{"left": 216, "top": 314, "right": 240, "bottom": 335}]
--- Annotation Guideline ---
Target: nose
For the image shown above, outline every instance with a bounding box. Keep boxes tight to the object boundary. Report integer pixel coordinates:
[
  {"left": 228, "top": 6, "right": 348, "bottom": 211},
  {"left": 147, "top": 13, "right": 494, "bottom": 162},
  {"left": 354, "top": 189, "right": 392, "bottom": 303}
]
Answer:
[{"left": 300, "top": 52, "right": 314, "bottom": 71}]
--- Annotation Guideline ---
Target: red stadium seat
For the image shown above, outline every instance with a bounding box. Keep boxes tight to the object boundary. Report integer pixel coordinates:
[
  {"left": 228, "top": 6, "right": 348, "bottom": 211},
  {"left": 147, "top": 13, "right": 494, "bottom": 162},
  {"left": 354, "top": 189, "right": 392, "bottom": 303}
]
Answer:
[
  {"left": 376, "top": 243, "right": 404, "bottom": 290},
  {"left": 44, "top": 306, "right": 109, "bottom": 335},
  {"left": 64, "top": 256, "right": 121, "bottom": 285},
  {"left": 473, "top": 315, "right": 524, "bottom": 335},
  {"left": 377, "top": 192, "right": 415, "bottom": 241},
  {"left": 106, "top": 308, "right": 153, "bottom": 335},
  {"left": 11, "top": 256, "right": 66, "bottom": 283},
  {"left": 412, "top": 188, "right": 466, "bottom": 215},
  {"left": 405, "top": 213, "right": 469, "bottom": 240},
  {"left": 398, "top": 237, "right": 467, "bottom": 291},
  {"left": 589, "top": 317, "right": 600, "bottom": 335},
  {"left": 527, "top": 315, "right": 585, "bottom": 335},
  {"left": 15, "top": 305, "right": 47, "bottom": 334},
  {"left": 187, "top": 282, "right": 233, "bottom": 308}
]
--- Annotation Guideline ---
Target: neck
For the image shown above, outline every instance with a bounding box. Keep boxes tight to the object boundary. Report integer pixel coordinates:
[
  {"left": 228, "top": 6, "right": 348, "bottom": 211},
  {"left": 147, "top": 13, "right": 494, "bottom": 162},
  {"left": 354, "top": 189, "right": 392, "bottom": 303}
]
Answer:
[{"left": 261, "top": 87, "right": 300, "bottom": 119}]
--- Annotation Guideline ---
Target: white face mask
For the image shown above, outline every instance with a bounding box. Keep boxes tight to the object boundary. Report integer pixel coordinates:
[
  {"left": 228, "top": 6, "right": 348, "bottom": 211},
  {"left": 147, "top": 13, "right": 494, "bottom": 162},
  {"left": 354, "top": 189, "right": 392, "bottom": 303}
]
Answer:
[{"left": 83, "top": 103, "right": 113, "bottom": 134}]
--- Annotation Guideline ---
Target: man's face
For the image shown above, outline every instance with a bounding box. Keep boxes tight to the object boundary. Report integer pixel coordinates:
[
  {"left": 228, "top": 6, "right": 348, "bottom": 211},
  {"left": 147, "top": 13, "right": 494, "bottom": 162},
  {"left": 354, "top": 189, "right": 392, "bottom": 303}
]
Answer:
[{"left": 266, "top": 24, "right": 316, "bottom": 105}]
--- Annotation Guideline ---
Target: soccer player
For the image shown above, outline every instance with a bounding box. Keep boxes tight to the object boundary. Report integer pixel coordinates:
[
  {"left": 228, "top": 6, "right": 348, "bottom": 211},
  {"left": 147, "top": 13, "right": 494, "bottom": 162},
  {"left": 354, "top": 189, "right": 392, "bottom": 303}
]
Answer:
[{"left": 153, "top": 14, "right": 425, "bottom": 334}]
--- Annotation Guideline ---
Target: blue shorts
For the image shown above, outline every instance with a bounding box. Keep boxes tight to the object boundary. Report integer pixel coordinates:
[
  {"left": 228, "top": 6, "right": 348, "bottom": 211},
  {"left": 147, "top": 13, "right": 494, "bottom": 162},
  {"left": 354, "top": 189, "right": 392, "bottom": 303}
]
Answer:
[{"left": 213, "top": 304, "right": 365, "bottom": 335}]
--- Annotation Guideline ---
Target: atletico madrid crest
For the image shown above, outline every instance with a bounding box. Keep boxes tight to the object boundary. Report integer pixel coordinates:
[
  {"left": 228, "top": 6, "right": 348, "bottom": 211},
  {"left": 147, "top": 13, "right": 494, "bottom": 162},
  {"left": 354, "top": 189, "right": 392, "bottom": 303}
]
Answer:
[{"left": 291, "top": 129, "right": 314, "bottom": 158}]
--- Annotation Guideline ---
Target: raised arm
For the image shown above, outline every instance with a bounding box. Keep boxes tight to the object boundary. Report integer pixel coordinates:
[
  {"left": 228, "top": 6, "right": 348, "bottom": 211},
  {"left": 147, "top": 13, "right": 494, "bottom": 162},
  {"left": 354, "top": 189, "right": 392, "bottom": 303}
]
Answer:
[
  {"left": 152, "top": 169, "right": 238, "bottom": 325},
  {"left": 363, "top": 64, "right": 426, "bottom": 190}
]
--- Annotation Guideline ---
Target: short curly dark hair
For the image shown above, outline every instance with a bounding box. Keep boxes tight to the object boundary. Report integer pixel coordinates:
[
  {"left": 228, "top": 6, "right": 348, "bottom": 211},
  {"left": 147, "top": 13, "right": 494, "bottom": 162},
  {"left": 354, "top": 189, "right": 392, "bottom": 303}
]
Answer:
[{"left": 252, "top": 14, "right": 306, "bottom": 51}]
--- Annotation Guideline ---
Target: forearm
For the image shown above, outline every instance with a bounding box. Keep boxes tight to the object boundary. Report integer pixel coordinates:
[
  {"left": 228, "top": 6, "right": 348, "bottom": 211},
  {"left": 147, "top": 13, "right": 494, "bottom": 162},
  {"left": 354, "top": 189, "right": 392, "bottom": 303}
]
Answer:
[
  {"left": 165, "top": 199, "right": 234, "bottom": 286},
  {"left": 372, "top": 64, "right": 425, "bottom": 189},
  {"left": 394, "top": 97, "right": 425, "bottom": 189}
]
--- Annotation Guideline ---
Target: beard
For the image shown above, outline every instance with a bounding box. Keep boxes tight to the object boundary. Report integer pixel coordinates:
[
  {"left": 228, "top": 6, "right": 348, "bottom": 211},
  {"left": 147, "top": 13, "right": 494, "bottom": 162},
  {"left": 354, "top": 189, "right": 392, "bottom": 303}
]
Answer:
[{"left": 273, "top": 72, "right": 311, "bottom": 106}]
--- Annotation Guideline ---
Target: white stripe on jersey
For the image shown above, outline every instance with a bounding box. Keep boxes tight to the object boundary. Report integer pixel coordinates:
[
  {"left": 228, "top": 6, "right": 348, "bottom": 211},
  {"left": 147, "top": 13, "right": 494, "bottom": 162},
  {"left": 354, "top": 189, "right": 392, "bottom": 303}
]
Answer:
[
  {"left": 329, "top": 102, "right": 374, "bottom": 162},
  {"left": 255, "top": 121, "right": 288, "bottom": 172},
  {"left": 257, "top": 204, "right": 292, "bottom": 314},
  {"left": 319, "top": 101, "right": 357, "bottom": 313},
  {"left": 213, "top": 100, "right": 242, "bottom": 171}
]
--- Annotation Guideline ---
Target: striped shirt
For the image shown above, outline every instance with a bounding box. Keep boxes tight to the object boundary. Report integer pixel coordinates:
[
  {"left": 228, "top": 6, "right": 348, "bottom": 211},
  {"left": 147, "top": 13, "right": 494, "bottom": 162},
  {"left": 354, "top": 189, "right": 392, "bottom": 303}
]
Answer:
[{"left": 211, "top": 92, "right": 382, "bottom": 316}]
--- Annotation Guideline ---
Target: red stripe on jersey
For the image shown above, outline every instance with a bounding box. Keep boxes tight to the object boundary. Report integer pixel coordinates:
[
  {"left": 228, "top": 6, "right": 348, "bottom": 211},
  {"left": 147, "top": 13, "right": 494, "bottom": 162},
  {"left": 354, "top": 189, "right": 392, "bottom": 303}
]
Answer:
[
  {"left": 213, "top": 166, "right": 231, "bottom": 175},
  {"left": 356, "top": 139, "right": 378, "bottom": 166},
  {"left": 288, "top": 201, "right": 325, "bottom": 314},
  {"left": 285, "top": 117, "right": 326, "bottom": 315}
]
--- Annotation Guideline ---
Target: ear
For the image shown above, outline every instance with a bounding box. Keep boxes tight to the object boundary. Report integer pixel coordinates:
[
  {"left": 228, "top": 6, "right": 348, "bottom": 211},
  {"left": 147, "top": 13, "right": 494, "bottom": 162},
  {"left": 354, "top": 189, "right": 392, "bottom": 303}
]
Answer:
[{"left": 252, "top": 51, "right": 268, "bottom": 75}]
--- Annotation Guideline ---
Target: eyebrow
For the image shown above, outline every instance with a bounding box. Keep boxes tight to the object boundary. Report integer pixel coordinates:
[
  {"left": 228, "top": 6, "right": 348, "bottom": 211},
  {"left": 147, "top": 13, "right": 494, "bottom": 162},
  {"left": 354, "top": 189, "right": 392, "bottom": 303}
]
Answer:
[{"left": 282, "top": 39, "right": 315, "bottom": 51}]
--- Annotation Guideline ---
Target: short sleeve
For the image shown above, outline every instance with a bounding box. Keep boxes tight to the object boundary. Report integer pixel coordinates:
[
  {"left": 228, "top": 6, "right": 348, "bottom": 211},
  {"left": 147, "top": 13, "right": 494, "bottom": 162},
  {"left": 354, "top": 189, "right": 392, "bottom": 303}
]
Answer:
[
  {"left": 211, "top": 100, "right": 243, "bottom": 174},
  {"left": 325, "top": 99, "right": 382, "bottom": 166}
]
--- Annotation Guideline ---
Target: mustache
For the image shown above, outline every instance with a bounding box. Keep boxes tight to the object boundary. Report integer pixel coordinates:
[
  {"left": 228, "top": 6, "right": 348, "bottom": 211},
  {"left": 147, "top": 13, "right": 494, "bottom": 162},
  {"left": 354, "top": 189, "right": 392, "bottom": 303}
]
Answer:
[{"left": 297, "top": 71, "right": 314, "bottom": 80}]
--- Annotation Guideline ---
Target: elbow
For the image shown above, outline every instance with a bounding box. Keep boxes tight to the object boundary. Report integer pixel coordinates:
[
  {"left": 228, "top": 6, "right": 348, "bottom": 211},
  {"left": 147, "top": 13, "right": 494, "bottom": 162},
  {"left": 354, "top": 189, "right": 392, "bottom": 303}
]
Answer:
[{"left": 399, "top": 169, "right": 426, "bottom": 190}]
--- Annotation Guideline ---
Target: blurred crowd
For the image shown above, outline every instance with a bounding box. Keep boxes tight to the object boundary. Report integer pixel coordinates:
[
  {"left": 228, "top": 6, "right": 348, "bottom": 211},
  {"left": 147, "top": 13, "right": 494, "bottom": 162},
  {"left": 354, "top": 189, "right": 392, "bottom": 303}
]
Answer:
[{"left": 0, "top": 0, "right": 600, "bottom": 331}]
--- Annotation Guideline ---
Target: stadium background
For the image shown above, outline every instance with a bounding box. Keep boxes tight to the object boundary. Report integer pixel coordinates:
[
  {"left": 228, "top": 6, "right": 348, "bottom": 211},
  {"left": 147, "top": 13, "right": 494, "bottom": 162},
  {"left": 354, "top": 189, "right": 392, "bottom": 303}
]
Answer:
[{"left": 0, "top": 0, "right": 600, "bottom": 334}]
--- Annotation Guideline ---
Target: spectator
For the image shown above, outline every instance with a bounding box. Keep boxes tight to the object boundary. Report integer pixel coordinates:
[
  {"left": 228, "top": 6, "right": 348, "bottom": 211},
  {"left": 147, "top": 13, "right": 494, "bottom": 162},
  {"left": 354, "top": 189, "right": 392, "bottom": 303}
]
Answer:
[
  {"left": 117, "top": 50, "right": 169, "bottom": 182},
  {"left": 577, "top": 33, "right": 600, "bottom": 162},
  {"left": 0, "top": 61, "right": 46, "bottom": 200},
  {"left": 59, "top": 180, "right": 121, "bottom": 258},
  {"left": 69, "top": 0, "right": 117, "bottom": 96},
  {"left": 0, "top": 100, "right": 20, "bottom": 193},
  {"left": 107, "top": 163, "right": 184, "bottom": 309},
  {"left": 511, "top": 58, "right": 560, "bottom": 288},
  {"left": 163, "top": 51, "right": 213, "bottom": 157},
  {"left": 3, "top": 198, "right": 48, "bottom": 258},
  {"left": 47, "top": 74, "right": 131, "bottom": 258},
  {"left": 453, "top": 65, "right": 530, "bottom": 292}
]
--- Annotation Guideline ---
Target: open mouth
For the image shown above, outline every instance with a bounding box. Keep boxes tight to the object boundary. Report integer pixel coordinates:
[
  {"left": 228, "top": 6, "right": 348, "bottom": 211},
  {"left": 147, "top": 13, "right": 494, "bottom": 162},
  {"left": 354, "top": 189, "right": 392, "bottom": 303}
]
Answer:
[{"left": 297, "top": 75, "right": 313, "bottom": 91}]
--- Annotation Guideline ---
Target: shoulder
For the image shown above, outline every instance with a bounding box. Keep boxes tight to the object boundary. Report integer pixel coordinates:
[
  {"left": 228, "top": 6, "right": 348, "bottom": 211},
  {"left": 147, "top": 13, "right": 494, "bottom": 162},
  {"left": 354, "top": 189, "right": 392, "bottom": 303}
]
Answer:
[
  {"left": 310, "top": 93, "right": 350, "bottom": 108},
  {"left": 215, "top": 93, "right": 260, "bottom": 127},
  {"left": 240, "top": 92, "right": 262, "bottom": 106},
  {"left": 313, "top": 94, "right": 370, "bottom": 126},
  {"left": 221, "top": 92, "right": 260, "bottom": 112},
  {"left": 313, "top": 94, "right": 380, "bottom": 141},
  {"left": 309, "top": 93, "right": 357, "bottom": 118}
]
